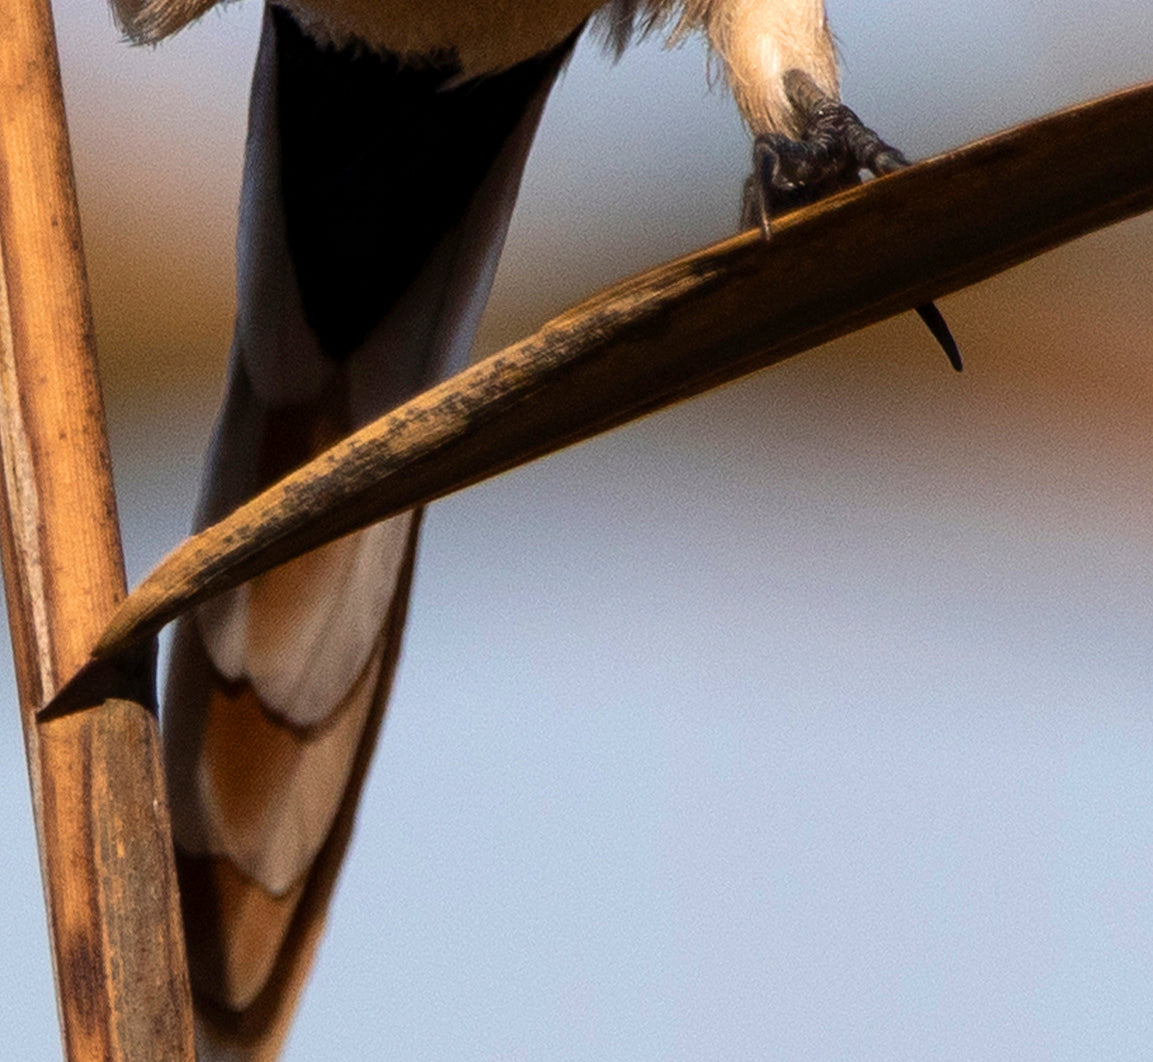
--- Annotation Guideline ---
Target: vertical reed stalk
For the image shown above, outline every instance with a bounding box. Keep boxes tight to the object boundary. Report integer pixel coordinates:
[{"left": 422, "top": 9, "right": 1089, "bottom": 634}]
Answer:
[{"left": 0, "top": 0, "right": 195, "bottom": 1056}]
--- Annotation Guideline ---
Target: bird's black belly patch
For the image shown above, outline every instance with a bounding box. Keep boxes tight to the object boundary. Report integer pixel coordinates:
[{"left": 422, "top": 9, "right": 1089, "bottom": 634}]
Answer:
[{"left": 273, "top": 6, "right": 574, "bottom": 360}]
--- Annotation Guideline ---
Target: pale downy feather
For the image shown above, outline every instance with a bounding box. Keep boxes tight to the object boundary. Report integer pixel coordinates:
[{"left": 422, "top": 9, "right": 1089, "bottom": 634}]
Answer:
[
  {"left": 597, "top": 0, "right": 837, "bottom": 134},
  {"left": 110, "top": 0, "right": 218, "bottom": 43},
  {"left": 111, "top": 0, "right": 836, "bottom": 135}
]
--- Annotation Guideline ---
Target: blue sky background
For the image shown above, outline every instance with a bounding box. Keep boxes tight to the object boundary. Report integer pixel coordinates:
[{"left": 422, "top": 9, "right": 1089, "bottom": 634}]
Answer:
[{"left": 3, "top": 1, "right": 1153, "bottom": 1057}]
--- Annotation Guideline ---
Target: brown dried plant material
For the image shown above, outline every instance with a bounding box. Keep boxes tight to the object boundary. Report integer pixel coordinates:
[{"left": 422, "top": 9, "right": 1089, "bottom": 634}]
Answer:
[
  {"left": 0, "top": 0, "right": 195, "bottom": 1056},
  {"left": 94, "top": 80, "right": 1153, "bottom": 665}
]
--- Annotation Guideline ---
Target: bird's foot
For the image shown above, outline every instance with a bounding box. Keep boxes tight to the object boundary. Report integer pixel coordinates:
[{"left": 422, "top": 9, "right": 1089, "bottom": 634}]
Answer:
[
  {"left": 741, "top": 69, "right": 962, "bottom": 371},
  {"left": 741, "top": 69, "right": 909, "bottom": 234}
]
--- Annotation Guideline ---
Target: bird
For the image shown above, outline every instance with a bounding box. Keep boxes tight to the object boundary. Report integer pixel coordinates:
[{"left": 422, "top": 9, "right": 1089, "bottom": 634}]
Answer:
[{"left": 106, "top": 0, "right": 928, "bottom": 1056}]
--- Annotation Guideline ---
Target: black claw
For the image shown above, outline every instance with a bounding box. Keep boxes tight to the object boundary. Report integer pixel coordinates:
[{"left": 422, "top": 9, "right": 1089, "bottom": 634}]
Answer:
[
  {"left": 743, "top": 72, "right": 914, "bottom": 233},
  {"left": 743, "top": 69, "right": 964, "bottom": 373},
  {"left": 915, "top": 302, "right": 963, "bottom": 372}
]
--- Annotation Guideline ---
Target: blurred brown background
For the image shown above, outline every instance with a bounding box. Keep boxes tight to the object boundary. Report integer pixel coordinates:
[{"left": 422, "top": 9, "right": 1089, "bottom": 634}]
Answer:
[{"left": 2, "top": 1, "right": 1152, "bottom": 1057}]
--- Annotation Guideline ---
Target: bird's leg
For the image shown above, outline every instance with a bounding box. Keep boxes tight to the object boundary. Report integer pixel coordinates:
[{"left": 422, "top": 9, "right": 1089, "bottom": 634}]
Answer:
[{"left": 742, "top": 69, "right": 962, "bottom": 371}]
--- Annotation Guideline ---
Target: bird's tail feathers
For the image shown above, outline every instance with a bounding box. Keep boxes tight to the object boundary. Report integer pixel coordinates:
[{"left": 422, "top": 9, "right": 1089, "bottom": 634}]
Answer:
[{"left": 164, "top": 9, "right": 573, "bottom": 1055}]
